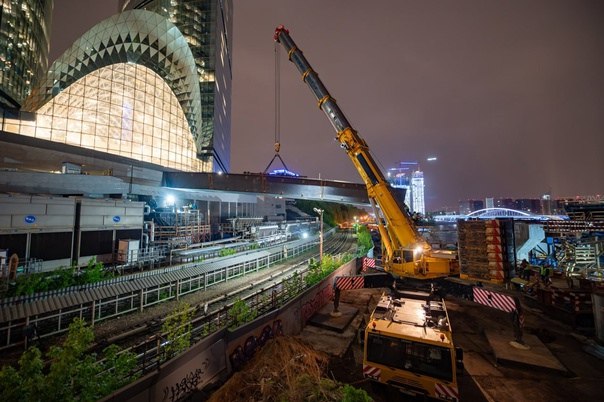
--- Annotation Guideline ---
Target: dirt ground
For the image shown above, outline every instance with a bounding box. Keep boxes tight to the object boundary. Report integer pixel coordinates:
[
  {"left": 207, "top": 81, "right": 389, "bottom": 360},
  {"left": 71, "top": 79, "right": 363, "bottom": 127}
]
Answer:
[{"left": 202, "top": 286, "right": 604, "bottom": 402}]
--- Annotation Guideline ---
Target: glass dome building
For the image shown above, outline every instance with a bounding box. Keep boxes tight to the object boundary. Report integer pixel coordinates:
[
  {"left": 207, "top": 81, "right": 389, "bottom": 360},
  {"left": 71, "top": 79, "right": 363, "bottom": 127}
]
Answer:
[{"left": 5, "top": 10, "right": 209, "bottom": 171}]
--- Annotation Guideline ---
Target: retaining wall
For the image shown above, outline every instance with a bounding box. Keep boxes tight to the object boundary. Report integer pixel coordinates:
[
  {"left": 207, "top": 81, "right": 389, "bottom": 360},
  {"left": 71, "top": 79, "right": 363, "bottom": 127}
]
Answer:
[{"left": 102, "top": 258, "right": 359, "bottom": 402}]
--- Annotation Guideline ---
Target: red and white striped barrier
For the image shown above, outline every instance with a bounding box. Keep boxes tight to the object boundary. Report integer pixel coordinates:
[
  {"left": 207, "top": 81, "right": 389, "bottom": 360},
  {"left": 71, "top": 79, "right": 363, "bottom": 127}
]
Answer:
[
  {"left": 362, "top": 257, "right": 375, "bottom": 271},
  {"left": 335, "top": 276, "right": 365, "bottom": 290},
  {"left": 362, "top": 364, "right": 381, "bottom": 380},
  {"left": 435, "top": 383, "right": 459, "bottom": 402},
  {"left": 473, "top": 287, "right": 517, "bottom": 313}
]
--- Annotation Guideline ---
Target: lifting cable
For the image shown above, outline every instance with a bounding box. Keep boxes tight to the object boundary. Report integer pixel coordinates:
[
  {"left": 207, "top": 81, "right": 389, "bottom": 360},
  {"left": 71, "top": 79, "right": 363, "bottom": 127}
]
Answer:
[
  {"left": 274, "top": 40, "right": 281, "bottom": 154},
  {"left": 264, "top": 42, "right": 290, "bottom": 173}
]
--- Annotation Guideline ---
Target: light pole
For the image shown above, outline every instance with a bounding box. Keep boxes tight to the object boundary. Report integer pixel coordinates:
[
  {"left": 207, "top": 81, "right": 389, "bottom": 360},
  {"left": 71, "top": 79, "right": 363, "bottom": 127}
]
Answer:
[{"left": 313, "top": 207, "right": 324, "bottom": 262}]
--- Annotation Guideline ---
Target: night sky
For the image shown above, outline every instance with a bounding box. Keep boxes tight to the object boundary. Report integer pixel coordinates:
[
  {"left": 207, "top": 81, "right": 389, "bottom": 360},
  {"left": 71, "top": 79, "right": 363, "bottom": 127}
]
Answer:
[{"left": 51, "top": 0, "right": 604, "bottom": 211}]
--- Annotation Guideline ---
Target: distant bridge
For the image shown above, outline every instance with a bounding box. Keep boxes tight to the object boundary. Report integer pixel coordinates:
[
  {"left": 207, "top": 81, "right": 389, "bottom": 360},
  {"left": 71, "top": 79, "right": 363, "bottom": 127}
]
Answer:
[{"left": 433, "top": 207, "right": 567, "bottom": 223}]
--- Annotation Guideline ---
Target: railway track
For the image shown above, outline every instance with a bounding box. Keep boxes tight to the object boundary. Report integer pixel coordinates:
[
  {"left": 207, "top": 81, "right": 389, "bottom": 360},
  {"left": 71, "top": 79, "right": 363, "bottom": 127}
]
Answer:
[
  {"left": 0, "top": 231, "right": 356, "bottom": 371},
  {"left": 1, "top": 232, "right": 331, "bottom": 352},
  {"left": 90, "top": 231, "right": 356, "bottom": 375}
]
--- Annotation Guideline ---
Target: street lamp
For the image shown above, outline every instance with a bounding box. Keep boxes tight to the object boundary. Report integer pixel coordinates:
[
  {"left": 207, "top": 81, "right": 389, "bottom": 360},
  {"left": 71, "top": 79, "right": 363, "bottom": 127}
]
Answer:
[{"left": 313, "top": 207, "right": 324, "bottom": 262}]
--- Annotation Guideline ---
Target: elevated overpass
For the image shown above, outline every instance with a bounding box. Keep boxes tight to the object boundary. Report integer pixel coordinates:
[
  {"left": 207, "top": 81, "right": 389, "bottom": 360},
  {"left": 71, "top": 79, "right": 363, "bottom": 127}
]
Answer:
[
  {"left": 0, "top": 135, "right": 369, "bottom": 204},
  {"left": 0, "top": 167, "right": 369, "bottom": 205},
  {"left": 162, "top": 172, "right": 369, "bottom": 205}
]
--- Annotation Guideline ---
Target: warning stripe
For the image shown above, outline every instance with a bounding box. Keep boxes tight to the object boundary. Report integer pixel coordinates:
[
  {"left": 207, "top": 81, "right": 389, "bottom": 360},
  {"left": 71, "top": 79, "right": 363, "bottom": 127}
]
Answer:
[
  {"left": 435, "top": 383, "right": 459, "bottom": 401},
  {"left": 485, "top": 227, "right": 501, "bottom": 235},
  {"left": 362, "top": 257, "right": 375, "bottom": 272},
  {"left": 335, "top": 276, "right": 365, "bottom": 290},
  {"left": 487, "top": 252, "right": 503, "bottom": 262},
  {"left": 486, "top": 244, "right": 502, "bottom": 253},
  {"left": 362, "top": 364, "right": 381, "bottom": 380},
  {"left": 473, "top": 287, "right": 517, "bottom": 313}
]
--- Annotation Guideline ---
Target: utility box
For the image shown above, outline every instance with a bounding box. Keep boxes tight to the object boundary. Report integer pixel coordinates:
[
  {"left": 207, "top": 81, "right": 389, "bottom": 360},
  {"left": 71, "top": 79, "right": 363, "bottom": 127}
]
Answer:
[{"left": 117, "top": 239, "right": 139, "bottom": 264}]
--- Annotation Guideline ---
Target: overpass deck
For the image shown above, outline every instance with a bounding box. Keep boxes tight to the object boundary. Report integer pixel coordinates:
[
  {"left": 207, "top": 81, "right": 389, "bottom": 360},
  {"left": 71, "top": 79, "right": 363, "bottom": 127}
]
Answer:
[{"left": 162, "top": 172, "right": 369, "bottom": 205}]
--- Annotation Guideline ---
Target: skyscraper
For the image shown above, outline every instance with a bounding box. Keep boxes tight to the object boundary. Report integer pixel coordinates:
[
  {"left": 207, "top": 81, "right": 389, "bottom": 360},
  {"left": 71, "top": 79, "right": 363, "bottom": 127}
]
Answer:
[
  {"left": 128, "top": 0, "right": 233, "bottom": 173},
  {"left": 411, "top": 170, "right": 425, "bottom": 215},
  {"left": 387, "top": 162, "right": 426, "bottom": 214},
  {"left": 10, "top": 10, "right": 207, "bottom": 172},
  {"left": 0, "top": 0, "right": 53, "bottom": 109}
]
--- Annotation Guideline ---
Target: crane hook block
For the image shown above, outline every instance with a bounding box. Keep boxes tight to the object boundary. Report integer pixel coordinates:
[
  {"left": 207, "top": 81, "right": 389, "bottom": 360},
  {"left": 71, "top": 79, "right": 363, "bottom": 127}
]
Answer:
[
  {"left": 274, "top": 142, "right": 281, "bottom": 153},
  {"left": 274, "top": 24, "right": 288, "bottom": 42}
]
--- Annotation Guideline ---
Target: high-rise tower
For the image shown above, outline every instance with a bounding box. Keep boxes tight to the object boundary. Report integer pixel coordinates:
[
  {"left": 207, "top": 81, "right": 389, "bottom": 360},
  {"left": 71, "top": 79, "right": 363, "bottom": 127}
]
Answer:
[
  {"left": 411, "top": 170, "right": 425, "bottom": 215},
  {"left": 388, "top": 161, "right": 426, "bottom": 214},
  {"left": 0, "top": 0, "right": 53, "bottom": 109},
  {"left": 128, "top": 0, "right": 233, "bottom": 173}
]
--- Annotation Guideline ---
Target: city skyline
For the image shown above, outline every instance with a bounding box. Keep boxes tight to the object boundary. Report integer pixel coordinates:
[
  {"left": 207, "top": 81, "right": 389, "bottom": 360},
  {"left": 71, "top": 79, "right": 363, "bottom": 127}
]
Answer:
[{"left": 51, "top": 1, "right": 604, "bottom": 211}]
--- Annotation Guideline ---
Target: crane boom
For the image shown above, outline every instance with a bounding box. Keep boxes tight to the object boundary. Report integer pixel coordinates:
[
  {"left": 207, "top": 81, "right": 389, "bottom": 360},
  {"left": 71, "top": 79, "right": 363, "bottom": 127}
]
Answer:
[{"left": 274, "top": 25, "right": 457, "bottom": 279}]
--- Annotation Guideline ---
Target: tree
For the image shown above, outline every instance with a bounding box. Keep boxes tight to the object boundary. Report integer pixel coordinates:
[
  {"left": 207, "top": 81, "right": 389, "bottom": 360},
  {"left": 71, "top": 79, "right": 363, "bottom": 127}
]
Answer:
[
  {"left": 0, "top": 318, "right": 137, "bottom": 401},
  {"left": 162, "top": 302, "right": 193, "bottom": 359},
  {"left": 228, "top": 298, "right": 257, "bottom": 329}
]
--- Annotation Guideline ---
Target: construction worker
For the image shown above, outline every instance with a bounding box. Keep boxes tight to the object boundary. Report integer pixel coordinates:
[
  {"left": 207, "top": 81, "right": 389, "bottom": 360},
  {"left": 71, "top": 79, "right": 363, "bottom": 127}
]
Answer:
[
  {"left": 520, "top": 259, "right": 531, "bottom": 281},
  {"left": 540, "top": 263, "right": 552, "bottom": 286}
]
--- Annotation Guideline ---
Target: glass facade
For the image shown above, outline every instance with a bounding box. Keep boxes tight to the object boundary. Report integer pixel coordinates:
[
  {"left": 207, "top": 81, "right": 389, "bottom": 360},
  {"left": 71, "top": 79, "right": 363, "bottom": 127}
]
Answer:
[
  {"left": 132, "top": 0, "right": 233, "bottom": 172},
  {"left": 2, "top": 63, "right": 207, "bottom": 171},
  {"left": 3, "top": 9, "right": 211, "bottom": 171},
  {"left": 0, "top": 0, "right": 52, "bottom": 109}
]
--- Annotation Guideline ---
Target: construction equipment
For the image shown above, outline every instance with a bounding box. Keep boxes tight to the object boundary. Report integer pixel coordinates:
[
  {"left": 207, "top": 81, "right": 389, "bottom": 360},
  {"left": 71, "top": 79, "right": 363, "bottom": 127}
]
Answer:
[
  {"left": 333, "top": 274, "right": 462, "bottom": 400},
  {"left": 332, "top": 274, "right": 525, "bottom": 400},
  {"left": 274, "top": 25, "right": 458, "bottom": 279}
]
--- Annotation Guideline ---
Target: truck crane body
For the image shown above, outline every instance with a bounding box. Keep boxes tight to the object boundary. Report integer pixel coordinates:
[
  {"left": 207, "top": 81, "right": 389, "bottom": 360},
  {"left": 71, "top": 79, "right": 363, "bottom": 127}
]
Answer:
[
  {"left": 274, "top": 25, "right": 458, "bottom": 279},
  {"left": 331, "top": 274, "right": 525, "bottom": 400}
]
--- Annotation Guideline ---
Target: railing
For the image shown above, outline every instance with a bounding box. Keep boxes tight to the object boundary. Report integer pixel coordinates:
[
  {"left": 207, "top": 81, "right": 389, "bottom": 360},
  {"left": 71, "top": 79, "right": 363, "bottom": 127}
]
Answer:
[{"left": 0, "top": 231, "right": 337, "bottom": 350}]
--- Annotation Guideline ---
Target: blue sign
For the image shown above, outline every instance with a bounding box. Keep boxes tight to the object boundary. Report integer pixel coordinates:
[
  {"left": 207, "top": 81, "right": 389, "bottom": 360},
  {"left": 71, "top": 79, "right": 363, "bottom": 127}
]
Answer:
[
  {"left": 112, "top": 216, "right": 121, "bottom": 223},
  {"left": 24, "top": 215, "right": 36, "bottom": 224}
]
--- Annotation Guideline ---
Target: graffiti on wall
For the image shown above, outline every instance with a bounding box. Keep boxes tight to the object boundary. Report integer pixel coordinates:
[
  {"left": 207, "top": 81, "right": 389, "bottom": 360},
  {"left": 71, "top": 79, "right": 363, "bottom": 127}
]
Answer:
[
  {"left": 300, "top": 284, "right": 333, "bottom": 323},
  {"left": 162, "top": 358, "right": 210, "bottom": 402},
  {"left": 229, "top": 319, "right": 284, "bottom": 371}
]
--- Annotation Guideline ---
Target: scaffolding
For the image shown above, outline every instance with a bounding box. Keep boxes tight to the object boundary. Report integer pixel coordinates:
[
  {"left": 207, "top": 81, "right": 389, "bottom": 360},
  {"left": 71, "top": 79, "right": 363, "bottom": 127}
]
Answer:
[{"left": 152, "top": 210, "right": 211, "bottom": 249}]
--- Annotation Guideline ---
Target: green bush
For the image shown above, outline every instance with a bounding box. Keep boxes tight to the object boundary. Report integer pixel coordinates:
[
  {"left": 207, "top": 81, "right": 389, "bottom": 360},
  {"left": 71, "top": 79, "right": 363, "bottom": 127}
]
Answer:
[
  {"left": 2, "top": 258, "right": 113, "bottom": 298},
  {"left": 0, "top": 318, "right": 137, "bottom": 401},
  {"left": 356, "top": 225, "right": 373, "bottom": 257},
  {"left": 341, "top": 384, "right": 373, "bottom": 402},
  {"left": 162, "top": 302, "right": 193, "bottom": 359},
  {"left": 228, "top": 298, "right": 257, "bottom": 329},
  {"left": 219, "top": 248, "right": 236, "bottom": 257},
  {"left": 305, "top": 253, "right": 354, "bottom": 287}
]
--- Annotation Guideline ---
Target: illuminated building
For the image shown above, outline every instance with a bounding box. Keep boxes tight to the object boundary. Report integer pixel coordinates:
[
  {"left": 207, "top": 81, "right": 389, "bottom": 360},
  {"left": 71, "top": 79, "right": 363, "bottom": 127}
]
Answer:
[
  {"left": 0, "top": 0, "right": 52, "bottom": 109},
  {"left": 127, "top": 0, "right": 233, "bottom": 173},
  {"left": 388, "top": 162, "right": 426, "bottom": 214},
  {"left": 411, "top": 170, "right": 425, "bottom": 215},
  {"left": 1, "top": 2, "right": 232, "bottom": 174}
]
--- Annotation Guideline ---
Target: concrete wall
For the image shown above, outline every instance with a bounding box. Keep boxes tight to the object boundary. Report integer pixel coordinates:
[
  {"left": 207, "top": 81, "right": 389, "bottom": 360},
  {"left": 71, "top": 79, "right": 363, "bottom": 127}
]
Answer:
[{"left": 103, "top": 258, "right": 359, "bottom": 402}]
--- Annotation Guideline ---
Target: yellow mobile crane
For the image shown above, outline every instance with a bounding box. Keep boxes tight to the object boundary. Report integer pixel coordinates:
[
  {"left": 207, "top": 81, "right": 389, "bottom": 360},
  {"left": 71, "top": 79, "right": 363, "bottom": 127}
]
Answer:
[{"left": 274, "top": 25, "right": 458, "bottom": 280}]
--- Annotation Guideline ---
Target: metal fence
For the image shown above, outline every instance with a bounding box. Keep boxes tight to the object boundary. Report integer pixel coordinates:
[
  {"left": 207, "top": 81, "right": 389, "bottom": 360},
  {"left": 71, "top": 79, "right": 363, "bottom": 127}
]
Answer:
[{"left": 0, "top": 233, "right": 331, "bottom": 350}]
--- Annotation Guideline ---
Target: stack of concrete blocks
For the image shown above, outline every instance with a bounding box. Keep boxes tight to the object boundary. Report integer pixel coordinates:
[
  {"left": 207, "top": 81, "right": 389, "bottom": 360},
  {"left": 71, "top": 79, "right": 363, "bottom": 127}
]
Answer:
[{"left": 458, "top": 219, "right": 512, "bottom": 284}]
